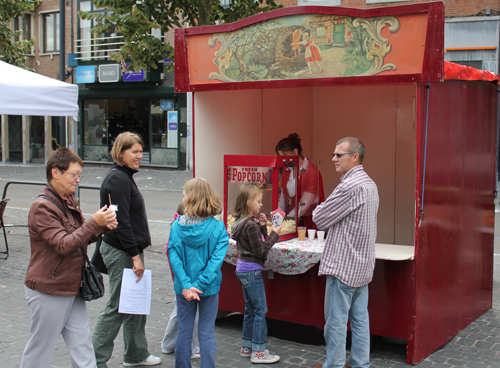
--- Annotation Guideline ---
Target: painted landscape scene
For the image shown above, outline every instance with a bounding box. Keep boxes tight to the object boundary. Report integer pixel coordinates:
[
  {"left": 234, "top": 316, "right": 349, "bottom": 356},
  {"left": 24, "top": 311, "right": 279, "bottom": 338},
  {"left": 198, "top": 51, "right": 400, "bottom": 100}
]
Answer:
[{"left": 208, "top": 14, "right": 401, "bottom": 83}]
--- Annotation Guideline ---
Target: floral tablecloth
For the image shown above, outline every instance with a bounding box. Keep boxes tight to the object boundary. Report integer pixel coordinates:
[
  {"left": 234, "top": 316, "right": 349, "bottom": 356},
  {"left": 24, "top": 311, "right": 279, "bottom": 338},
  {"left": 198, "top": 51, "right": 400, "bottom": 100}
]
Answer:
[{"left": 225, "top": 238, "right": 324, "bottom": 275}]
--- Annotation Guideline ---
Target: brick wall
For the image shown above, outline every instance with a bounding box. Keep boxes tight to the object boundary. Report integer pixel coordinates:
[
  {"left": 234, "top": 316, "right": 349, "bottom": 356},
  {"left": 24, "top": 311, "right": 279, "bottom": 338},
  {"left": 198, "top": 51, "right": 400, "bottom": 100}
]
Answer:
[
  {"left": 276, "top": 0, "right": 500, "bottom": 17},
  {"left": 23, "top": 0, "right": 77, "bottom": 80}
]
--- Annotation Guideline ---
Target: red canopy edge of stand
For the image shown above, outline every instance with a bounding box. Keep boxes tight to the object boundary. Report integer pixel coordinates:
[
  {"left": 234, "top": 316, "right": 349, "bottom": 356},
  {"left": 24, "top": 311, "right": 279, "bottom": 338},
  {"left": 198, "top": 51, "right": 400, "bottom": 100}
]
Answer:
[
  {"left": 443, "top": 60, "right": 500, "bottom": 84},
  {"left": 174, "top": 2, "right": 445, "bottom": 92}
]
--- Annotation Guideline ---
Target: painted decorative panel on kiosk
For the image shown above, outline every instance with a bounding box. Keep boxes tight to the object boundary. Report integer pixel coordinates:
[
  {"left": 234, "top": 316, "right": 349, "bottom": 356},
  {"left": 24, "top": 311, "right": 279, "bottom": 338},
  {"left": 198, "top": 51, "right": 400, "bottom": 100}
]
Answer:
[{"left": 186, "top": 13, "right": 428, "bottom": 84}]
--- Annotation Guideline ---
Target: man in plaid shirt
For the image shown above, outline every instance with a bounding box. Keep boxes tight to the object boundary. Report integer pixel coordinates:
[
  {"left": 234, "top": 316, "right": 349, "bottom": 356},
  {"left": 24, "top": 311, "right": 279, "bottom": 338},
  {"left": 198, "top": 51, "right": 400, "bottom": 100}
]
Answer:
[{"left": 312, "top": 137, "right": 379, "bottom": 368}]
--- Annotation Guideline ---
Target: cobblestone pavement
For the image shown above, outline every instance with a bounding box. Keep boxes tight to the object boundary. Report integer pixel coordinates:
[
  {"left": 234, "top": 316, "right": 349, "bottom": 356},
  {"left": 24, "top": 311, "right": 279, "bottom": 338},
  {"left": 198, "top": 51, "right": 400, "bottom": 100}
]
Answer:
[{"left": 0, "top": 164, "right": 499, "bottom": 368}]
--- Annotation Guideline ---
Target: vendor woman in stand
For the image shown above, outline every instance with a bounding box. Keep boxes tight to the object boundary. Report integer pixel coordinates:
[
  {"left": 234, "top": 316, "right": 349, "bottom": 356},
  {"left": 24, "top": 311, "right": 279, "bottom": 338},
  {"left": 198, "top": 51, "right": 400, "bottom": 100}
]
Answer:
[{"left": 275, "top": 133, "right": 325, "bottom": 229}]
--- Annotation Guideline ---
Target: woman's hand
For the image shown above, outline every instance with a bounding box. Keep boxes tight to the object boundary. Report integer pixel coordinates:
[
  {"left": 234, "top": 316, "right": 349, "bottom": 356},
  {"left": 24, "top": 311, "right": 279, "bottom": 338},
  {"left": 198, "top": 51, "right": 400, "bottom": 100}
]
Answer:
[
  {"left": 272, "top": 225, "right": 283, "bottom": 235},
  {"left": 92, "top": 206, "right": 117, "bottom": 227},
  {"left": 132, "top": 255, "right": 145, "bottom": 282},
  {"left": 182, "top": 287, "right": 202, "bottom": 301},
  {"left": 258, "top": 213, "right": 267, "bottom": 226}
]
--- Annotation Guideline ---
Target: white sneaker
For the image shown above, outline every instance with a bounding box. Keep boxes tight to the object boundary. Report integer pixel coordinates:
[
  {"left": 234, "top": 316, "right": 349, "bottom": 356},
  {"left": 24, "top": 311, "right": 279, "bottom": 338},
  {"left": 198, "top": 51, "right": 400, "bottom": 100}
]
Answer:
[
  {"left": 123, "top": 354, "right": 161, "bottom": 366},
  {"left": 250, "top": 350, "right": 280, "bottom": 364},
  {"left": 191, "top": 346, "right": 201, "bottom": 359}
]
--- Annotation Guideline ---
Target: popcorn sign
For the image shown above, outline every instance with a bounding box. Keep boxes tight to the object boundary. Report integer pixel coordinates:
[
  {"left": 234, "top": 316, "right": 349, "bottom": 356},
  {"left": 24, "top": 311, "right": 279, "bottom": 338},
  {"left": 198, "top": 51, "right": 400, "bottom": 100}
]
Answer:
[{"left": 227, "top": 166, "right": 273, "bottom": 184}]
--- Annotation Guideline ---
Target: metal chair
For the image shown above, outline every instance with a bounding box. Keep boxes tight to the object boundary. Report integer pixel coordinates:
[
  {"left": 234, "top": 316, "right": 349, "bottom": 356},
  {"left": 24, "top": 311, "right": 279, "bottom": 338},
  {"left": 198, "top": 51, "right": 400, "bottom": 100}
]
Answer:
[{"left": 0, "top": 198, "right": 10, "bottom": 260}]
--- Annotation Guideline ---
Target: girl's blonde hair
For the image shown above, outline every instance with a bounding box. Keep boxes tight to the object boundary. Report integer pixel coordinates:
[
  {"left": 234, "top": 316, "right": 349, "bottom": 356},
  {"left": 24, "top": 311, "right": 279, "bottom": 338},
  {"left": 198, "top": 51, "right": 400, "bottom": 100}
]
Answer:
[
  {"left": 233, "top": 184, "right": 263, "bottom": 218},
  {"left": 183, "top": 178, "right": 222, "bottom": 217},
  {"left": 110, "top": 132, "right": 144, "bottom": 166}
]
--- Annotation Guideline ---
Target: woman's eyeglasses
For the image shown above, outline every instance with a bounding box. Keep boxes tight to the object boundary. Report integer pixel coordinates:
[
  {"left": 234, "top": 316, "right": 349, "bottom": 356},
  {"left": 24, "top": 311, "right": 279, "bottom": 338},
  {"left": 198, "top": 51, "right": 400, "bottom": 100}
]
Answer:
[
  {"left": 332, "top": 151, "right": 356, "bottom": 159},
  {"left": 62, "top": 170, "right": 82, "bottom": 180}
]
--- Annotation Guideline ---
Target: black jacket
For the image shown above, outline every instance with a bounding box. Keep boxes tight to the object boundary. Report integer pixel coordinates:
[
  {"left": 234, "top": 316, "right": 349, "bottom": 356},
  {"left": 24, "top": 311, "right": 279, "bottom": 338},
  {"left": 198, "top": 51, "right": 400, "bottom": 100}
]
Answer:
[{"left": 101, "top": 163, "right": 151, "bottom": 257}]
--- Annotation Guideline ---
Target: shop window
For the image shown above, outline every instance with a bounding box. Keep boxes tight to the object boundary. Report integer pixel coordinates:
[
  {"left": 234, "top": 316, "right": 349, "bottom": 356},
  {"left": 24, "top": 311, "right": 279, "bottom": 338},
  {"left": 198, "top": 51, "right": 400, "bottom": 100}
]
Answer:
[
  {"left": 150, "top": 99, "right": 179, "bottom": 166},
  {"left": 42, "top": 12, "right": 60, "bottom": 53},
  {"left": 82, "top": 99, "right": 151, "bottom": 163}
]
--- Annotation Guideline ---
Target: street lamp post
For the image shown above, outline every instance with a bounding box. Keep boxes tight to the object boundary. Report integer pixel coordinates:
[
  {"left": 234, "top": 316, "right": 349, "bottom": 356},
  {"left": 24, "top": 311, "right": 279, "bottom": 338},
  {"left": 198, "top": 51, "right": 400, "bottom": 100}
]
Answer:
[{"left": 59, "top": 0, "right": 66, "bottom": 147}]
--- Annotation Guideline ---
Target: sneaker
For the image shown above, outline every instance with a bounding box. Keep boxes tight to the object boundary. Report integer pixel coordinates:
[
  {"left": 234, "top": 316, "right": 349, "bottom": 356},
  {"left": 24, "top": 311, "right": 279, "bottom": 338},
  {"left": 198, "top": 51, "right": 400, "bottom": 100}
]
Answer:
[
  {"left": 240, "top": 347, "right": 251, "bottom": 358},
  {"left": 161, "top": 348, "right": 174, "bottom": 354},
  {"left": 123, "top": 354, "right": 161, "bottom": 366},
  {"left": 191, "top": 347, "right": 201, "bottom": 359},
  {"left": 250, "top": 350, "right": 280, "bottom": 364}
]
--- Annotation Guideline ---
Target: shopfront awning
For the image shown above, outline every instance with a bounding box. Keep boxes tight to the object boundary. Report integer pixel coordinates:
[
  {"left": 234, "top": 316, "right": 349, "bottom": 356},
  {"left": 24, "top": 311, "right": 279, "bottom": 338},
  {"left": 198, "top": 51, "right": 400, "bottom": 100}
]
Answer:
[{"left": 0, "top": 60, "right": 78, "bottom": 119}]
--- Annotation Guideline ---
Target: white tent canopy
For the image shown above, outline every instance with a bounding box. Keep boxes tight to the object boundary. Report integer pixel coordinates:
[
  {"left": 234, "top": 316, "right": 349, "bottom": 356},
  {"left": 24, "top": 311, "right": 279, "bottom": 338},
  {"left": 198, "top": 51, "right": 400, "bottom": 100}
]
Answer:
[{"left": 0, "top": 60, "right": 78, "bottom": 119}]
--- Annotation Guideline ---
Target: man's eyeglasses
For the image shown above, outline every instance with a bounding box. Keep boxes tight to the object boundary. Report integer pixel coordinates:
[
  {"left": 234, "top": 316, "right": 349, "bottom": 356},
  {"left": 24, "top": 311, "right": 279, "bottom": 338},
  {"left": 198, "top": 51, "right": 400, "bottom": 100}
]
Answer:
[
  {"left": 332, "top": 151, "right": 356, "bottom": 159},
  {"left": 62, "top": 170, "right": 82, "bottom": 180}
]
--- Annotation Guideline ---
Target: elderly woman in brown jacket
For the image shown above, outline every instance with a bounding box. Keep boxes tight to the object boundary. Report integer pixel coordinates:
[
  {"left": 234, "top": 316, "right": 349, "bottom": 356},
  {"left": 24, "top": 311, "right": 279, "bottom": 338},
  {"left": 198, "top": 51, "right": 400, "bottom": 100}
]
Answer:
[{"left": 20, "top": 148, "right": 117, "bottom": 368}]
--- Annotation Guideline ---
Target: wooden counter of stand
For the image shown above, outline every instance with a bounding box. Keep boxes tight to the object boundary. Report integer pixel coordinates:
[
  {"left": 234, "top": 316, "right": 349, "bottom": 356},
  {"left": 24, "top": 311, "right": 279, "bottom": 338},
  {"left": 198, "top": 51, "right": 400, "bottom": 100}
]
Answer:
[{"left": 219, "top": 239, "right": 415, "bottom": 335}]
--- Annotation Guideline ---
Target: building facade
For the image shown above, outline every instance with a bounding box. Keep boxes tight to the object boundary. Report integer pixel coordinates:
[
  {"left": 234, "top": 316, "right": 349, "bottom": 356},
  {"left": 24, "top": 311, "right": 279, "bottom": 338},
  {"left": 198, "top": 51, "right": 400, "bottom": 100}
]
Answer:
[{"left": 1, "top": 0, "right": 499, "bottom": 167}]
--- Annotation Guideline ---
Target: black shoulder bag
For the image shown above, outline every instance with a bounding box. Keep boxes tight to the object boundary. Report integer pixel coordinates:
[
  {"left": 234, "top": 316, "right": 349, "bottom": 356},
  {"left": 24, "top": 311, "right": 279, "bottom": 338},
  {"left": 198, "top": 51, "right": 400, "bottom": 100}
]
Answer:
[{"left": 39, "top": 195, "right": 105, "bottom": 301}]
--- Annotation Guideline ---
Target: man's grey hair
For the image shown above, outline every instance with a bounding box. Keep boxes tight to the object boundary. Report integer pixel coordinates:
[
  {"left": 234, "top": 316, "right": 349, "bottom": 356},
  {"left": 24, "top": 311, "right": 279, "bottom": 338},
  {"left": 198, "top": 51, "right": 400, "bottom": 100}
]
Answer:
[{"left": 336, "top": 137, "right": 365, "bottom": 164}]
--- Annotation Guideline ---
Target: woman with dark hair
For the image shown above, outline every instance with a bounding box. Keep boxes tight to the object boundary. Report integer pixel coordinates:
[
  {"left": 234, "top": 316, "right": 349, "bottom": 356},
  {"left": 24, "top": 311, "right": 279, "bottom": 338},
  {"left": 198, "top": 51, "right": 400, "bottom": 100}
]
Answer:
[
  {"left": 275, "top": 133, "right": 325, "bottom": 229},
  {"left": 92, "top": 132, "right": 161, "bottom": 367},
  {"left": 21, "top": 148, "right": 117, "bottom": 368}
]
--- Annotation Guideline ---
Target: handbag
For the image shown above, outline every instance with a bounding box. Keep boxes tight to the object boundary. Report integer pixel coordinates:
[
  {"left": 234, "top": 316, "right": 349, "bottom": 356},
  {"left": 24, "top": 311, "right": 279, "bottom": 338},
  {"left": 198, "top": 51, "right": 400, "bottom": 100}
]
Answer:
[
  {"left": 80, "top": 247, "right": 105, "bottom": 301},
  {"left": 91, "top": 236, "right": 108, "bottom": 274}
]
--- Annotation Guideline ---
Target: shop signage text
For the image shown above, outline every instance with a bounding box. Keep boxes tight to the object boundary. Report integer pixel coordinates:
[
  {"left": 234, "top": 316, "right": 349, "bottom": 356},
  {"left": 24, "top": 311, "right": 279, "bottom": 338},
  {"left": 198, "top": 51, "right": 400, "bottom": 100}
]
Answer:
[
  {"left": 167, "top": 111, "right": 178, "bottom": 148},
  {"left": 99, "top": 64, "right": 122, "bottom": 83},
  {"left": 227, "top": 167, "right": 273, "bottom": 184},
  {"left": 76, "top": 65, "right": 97, "bottom": 84},
  {"left": 124, "top": 63, "right": 147, "bottom": 82},
  {"left": 161, "top": 99, "right": 174, "bottom": 110}
]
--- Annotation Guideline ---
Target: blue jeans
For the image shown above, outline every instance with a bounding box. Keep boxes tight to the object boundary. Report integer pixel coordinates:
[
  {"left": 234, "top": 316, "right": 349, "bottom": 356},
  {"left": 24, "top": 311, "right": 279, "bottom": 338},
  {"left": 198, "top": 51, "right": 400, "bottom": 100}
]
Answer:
[
  {"left": 235, "top": 270, "right": 268, "bottom": 351},
  {"left": 175, "top": 293, "right": 218, "bottom": 368},
  {"left": 324, "top": 276, "right": 370, "bottom": 368}
]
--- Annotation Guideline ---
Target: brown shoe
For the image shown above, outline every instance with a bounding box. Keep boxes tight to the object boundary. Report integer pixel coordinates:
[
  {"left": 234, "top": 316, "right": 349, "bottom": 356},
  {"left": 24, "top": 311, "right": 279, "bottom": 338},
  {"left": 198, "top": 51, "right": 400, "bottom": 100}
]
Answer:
[{"left": 311, "top": 365, "right": 323, "bottom": 368}]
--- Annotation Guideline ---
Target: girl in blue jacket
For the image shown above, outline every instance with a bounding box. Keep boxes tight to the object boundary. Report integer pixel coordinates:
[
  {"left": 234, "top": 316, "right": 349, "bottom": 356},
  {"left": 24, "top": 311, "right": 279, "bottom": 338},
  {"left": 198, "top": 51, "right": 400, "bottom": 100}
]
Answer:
[{"left": 168, "top": 178, "right": 229, "bottom": 368}]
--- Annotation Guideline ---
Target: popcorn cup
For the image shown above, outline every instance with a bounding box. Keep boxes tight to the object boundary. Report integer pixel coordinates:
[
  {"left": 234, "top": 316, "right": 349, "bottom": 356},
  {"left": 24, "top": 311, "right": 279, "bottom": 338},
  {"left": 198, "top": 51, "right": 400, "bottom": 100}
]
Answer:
[
  {"left": 308, "top": 229, "right": 316, "bottom": 240},
  {"left": 297, "top": 226, "right": 307, "bottom": 241},
  {"left": 317, "top": 231, "right": 325, "bottom": 242}
]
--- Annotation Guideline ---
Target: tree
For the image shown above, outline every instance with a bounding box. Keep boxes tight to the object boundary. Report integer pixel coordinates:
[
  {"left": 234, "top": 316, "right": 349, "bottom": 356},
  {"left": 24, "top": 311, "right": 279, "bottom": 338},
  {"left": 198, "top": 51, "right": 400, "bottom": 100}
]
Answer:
[
  {"left": 0, "top": 0, "right": 41, "bottom": 70},
  {"left": 79, "top": 0, "right": 283, "bottom": 72}
]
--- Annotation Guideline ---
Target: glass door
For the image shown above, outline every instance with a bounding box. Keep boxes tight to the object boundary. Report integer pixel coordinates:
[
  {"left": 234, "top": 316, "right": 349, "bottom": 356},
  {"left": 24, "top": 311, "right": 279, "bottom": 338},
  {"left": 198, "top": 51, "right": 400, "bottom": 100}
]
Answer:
[{"left": 30, "top": 116, "right": 45, "bottom": 163}]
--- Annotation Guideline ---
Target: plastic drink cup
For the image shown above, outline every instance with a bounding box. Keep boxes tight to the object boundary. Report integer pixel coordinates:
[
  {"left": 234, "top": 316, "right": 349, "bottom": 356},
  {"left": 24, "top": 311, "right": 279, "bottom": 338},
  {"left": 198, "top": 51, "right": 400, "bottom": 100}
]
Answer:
[
  {"left": 297, "top": 226, "right": 307, "bottom": 241},
  {"left": 317, "top": 231, "right": 325, "bottom": 242},
  {"left": 308, "top": 229, "right": 316, "bottom": 240}
]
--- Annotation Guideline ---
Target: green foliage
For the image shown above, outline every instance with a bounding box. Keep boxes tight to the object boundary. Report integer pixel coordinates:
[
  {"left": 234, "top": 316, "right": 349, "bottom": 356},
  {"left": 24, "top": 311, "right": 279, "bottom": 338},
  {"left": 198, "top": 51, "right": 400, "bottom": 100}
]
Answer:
[
  {"left": 0, "top": 0, "right": 41, "bottom": 70},
  {"left": 340, "top": 44, "right": 371, "bottom": 76},
  {"left": 214, "top": 0, "right": 283, "bottom": 25},
  {"left": 79, "top": 0, "right": 283, "bottom": 73}
]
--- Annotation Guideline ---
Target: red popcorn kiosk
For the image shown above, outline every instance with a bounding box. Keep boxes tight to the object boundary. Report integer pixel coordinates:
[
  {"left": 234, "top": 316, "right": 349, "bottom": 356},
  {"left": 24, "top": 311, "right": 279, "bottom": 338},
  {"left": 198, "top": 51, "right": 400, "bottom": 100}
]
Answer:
[
  {"left": 175, "top": 2, "right": 499, "bottom": 364},
  {"left": 224, "top": 154, "right": 299, "bottom": 241}
]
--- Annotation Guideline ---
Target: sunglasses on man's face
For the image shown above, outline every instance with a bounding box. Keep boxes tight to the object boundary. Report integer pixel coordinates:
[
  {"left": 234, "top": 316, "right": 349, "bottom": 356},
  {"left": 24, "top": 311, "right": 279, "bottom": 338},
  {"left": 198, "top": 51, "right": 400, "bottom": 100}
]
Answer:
[{"left": 332, "top": 151, "right": 356, "bottom": 159}]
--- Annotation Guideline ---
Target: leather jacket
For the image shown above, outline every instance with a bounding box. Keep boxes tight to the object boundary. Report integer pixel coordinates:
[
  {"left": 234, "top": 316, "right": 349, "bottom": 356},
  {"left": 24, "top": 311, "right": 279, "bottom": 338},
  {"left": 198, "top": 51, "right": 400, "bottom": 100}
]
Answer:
[{"left": 25, "top": 183, "right": 104, "bottom": 296}]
